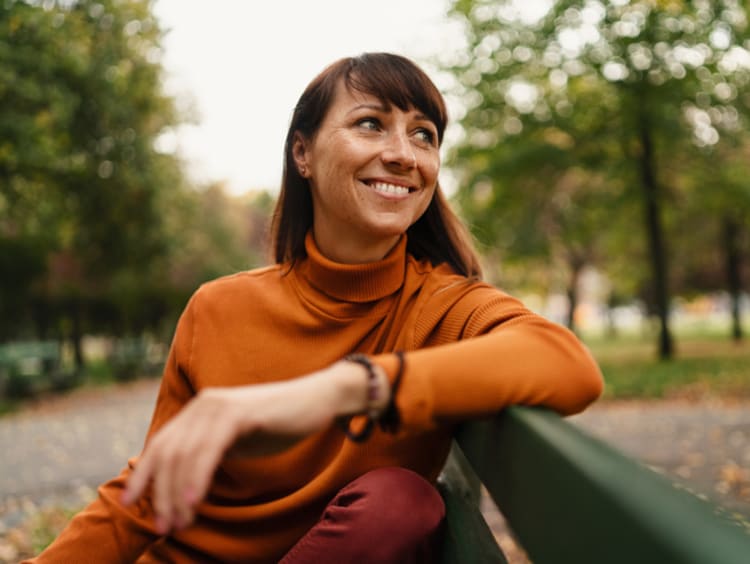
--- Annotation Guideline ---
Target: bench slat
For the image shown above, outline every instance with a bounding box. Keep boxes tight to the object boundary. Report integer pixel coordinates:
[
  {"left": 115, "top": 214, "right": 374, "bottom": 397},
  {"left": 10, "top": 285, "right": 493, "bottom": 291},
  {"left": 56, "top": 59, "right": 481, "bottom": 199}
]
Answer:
[
  {"left": 438, "top": 444, "right": 509, "bottom": 564},
  {"left": 455, "top": 406, "right": 750, "bottom": 564}
]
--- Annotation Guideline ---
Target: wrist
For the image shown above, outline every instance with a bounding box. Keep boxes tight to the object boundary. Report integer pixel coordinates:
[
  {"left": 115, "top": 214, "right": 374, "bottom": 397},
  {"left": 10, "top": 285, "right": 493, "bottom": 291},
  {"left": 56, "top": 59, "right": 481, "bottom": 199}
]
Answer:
[
  {"left": 335, "top": 352, "right": 404, "bottom": 442},
  {"left": 330, "top": 358, "right": 390, "bottom": 417}
]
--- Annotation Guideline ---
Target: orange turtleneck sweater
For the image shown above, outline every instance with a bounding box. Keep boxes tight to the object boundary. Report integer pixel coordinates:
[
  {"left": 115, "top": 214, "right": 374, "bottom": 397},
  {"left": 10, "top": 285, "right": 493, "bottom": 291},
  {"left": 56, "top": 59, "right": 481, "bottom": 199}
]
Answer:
[{"left": 30, "top": 234, "right": 602, "bottom": 563}]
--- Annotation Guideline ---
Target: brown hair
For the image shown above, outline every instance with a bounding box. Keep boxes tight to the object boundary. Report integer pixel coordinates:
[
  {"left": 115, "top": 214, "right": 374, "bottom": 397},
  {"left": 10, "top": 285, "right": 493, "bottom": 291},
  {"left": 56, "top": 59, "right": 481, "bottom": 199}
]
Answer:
[{"left": 270, "top": 52, "right": 482, "bottom": 278}]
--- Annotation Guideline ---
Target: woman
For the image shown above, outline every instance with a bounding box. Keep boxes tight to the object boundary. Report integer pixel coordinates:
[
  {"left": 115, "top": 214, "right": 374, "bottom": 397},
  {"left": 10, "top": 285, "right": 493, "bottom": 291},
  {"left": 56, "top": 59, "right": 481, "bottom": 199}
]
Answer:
[{"left": 30, "top": 52, "right": 602, "bottom": 563}]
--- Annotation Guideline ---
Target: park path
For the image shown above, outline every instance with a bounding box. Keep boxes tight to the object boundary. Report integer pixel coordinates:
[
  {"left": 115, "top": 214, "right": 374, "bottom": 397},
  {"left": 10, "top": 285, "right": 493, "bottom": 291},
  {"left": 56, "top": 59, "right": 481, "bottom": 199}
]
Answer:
[
  {"left": 571, "top": 397, "right": 750, "bottom": 519},
  {"left": 1, "top": 379, "right": 749, "bottom": 558},
  {"left": 0, "top": 380, "right": 157, "bottom": 532}
]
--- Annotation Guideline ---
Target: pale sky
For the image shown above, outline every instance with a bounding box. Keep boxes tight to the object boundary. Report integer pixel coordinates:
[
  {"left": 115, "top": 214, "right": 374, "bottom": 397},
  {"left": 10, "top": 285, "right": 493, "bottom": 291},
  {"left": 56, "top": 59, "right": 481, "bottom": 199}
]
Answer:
[{"left": 152, "top": 0, "right": 464, "bottom": 195}]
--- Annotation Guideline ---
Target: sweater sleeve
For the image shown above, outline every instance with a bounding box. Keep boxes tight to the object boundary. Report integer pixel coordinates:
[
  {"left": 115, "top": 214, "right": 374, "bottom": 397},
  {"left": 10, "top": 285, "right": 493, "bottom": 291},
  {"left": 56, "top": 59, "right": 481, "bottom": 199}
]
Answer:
[
  {"left": 373, "top": 286, "right": 603, "bottom": 430},
  {"left": 26, "top": 297, "right": 198, "bottom": 563}
]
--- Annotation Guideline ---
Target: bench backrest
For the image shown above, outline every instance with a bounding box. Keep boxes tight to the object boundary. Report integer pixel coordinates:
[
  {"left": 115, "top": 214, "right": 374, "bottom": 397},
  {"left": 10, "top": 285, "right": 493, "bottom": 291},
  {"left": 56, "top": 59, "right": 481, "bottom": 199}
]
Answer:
[{"left": 440, "top": 406, "right": 750, "bottom": 564}]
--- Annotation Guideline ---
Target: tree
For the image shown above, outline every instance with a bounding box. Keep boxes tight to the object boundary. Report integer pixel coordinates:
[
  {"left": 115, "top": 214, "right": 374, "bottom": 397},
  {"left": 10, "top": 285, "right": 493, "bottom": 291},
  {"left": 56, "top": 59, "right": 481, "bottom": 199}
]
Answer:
[
  {"left": 673, "top": 137, "right": 750, "bottom": 341},
  {"left": 0, "top": 0, "right": 187, "bottom": 368},
  {"left": 451, "top": 69, "right": 626, "bottom": 333},
  {"left": 0, "top": 2, "right": 78, "bottom": 339},
  {"left": 446, "top": 0, "right": 750, "bottom": 357}
]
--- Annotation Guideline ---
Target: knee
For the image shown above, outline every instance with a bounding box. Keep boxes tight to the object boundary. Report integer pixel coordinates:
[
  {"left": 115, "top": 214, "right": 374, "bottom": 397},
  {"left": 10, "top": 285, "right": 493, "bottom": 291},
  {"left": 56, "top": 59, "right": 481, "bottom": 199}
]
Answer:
[
  {"left": 282, "top": 468, "right": 445, "bottom": 563},
  {"left": 341, "top": 467, "right": 445, "bottom": 538}
]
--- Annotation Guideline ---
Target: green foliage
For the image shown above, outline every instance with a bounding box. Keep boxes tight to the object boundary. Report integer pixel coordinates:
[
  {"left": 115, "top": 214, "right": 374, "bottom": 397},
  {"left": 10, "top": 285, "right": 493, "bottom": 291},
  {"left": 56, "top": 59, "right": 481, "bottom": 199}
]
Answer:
[
  {"left": 444, "top": 0, "right": 750, "bottom": 345},
  {"left": 0, "top": 0, "right": 182, "bottom": 342},
  {"left": 0, "top": 1, "right": 274, "bottom": 367}
]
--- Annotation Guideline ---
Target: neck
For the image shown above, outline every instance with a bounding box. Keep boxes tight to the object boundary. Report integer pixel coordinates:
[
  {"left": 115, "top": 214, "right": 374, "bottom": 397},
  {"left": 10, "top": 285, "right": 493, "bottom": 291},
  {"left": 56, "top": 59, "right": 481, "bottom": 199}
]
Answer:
[
  {"left": 298, "top": 231, "right": 407, "bottom": 303},
  {"left": 312, "top": 225, "right": 401, "bottom": 264}
]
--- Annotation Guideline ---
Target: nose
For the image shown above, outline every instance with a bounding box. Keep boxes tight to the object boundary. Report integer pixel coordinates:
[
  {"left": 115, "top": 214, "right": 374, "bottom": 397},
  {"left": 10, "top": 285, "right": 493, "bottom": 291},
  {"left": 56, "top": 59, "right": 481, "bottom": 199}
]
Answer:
[{"left": 381, "top": 131, "right": 416, "bottom": 170}]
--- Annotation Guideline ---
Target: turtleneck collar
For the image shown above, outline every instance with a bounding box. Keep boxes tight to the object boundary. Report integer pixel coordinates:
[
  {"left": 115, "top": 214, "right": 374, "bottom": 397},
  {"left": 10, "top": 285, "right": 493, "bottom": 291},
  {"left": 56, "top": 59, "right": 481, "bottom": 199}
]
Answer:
[{"left": 295, "top": 231, "right": 407, "bottom": 303}]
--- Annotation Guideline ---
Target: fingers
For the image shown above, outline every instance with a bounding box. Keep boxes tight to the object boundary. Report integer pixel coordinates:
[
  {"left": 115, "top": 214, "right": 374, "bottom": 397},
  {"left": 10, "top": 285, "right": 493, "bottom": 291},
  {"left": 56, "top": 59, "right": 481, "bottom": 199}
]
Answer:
[
  {"left": 152, "top": 454, "right": 174, "bottom": 533},
  {"left": 169, "top": 418, "right": 233, "bottom": 530},
  {"left": 121, "top": 442, "right": 155, "bottom": 506},
  {"left": 121, "top": 439, "right": 177, "bottom": 534},
  {"left": 121, "top": 393, "right": 238, "bottom": 534},
  {"left": 118, "top": 376, "right": 342, "bottom": 533},
  {"left": 121, "top": 432, "right": 176, "bottom": 532}
]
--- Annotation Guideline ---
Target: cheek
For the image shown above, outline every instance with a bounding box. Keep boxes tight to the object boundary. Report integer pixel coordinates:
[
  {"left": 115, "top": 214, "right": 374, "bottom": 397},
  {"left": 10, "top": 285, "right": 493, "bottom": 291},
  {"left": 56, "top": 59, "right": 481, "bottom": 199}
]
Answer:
[
  {"left": 421, "top": 155, "right": 440, "bottom": 187},
  {"left": 313, "top": 140, "right": 364, "bottom": 182},
  {"left": 415, "top": 183, "right": 438, "bottom": 218}
]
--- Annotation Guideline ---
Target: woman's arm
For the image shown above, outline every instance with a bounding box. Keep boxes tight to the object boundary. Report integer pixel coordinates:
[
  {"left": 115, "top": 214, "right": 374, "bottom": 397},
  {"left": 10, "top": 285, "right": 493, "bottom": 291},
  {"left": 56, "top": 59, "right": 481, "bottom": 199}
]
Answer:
[
  {"left": 120, "top": 358, "right": 389, "bottom": 537},
  {"left": 372, "top": 287, "right": 603, "bottom": 431}
]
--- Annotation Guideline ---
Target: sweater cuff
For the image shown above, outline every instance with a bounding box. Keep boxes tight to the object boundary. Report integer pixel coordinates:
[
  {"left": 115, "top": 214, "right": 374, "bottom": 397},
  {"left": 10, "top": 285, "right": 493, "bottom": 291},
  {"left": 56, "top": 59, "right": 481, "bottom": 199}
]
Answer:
[{"left": 372, "top": 352, "right": 434, "bottom": 431}]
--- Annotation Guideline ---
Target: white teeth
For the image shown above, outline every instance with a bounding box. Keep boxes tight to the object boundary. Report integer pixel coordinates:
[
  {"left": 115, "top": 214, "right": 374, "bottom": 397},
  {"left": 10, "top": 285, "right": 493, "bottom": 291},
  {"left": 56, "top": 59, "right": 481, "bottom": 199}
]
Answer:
[{"left": 371, "top": 182, "right": 410, "bottom": 196}]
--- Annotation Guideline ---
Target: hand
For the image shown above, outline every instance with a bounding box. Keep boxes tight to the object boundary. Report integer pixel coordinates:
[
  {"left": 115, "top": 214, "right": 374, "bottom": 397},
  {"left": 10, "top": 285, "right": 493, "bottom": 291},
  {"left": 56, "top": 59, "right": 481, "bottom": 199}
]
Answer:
[{"left": 121, "top": 361, "right": 389, "bottom": 534}]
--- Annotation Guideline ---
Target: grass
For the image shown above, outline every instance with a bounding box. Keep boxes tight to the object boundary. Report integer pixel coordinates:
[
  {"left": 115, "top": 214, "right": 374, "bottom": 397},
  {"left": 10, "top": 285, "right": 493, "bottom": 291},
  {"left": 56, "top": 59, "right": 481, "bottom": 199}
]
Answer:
[
  {"left": 585, "top": 335, "right": 750, "bottom": 400},
  {"left": 0, "top": 501, "right": 89, "bottom": 562}
]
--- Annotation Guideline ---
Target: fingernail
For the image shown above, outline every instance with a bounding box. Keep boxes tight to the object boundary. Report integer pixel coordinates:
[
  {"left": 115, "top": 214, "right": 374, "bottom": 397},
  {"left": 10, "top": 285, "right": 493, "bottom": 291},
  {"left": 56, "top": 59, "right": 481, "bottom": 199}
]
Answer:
[
  {"left": 183, "top": 486, "right": 196, "bottom": 504},
  {"left": 155, "top": 516, "right": 169, "bottom": 535},
  {"left": 120, "top": 490, "right": 131, "bottom": 505}
]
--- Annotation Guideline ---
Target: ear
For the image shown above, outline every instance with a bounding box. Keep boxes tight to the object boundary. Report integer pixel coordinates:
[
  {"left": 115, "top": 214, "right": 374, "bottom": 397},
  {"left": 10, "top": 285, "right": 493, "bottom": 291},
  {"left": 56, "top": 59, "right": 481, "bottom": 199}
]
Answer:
[{"left": 292, "top": 132, "right": 311, "bottom": 178}]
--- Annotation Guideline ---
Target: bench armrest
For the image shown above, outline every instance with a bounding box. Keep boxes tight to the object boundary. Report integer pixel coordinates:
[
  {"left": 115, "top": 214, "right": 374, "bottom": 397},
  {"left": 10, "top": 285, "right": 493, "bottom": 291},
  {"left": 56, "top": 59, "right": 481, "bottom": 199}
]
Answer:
[{"left": 455, "top": 406, "right": 750, "bottom": 564}]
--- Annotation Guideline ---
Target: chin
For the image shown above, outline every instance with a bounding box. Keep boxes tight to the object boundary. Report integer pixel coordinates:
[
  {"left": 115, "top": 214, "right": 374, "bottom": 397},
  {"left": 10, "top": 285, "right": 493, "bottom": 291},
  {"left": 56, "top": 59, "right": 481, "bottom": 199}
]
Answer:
[
  {"left": 367, "top": 222, "right": 411, "bottom": 240},
  {"left": 367, "top": 213, "right": 418, "bottom": 235}
]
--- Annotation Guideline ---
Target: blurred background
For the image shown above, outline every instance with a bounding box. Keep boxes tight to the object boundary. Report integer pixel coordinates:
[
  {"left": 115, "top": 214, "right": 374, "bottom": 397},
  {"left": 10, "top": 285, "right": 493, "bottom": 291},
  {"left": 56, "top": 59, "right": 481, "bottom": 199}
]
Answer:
[{"left": 1, "top": 0, "right": 749, "bottom": 560}]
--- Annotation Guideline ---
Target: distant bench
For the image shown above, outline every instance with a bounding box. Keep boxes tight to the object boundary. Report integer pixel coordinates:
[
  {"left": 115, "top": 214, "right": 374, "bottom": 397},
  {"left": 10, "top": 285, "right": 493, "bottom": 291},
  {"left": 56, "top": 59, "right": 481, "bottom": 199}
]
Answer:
[
  {"left": 0, "top": 338, "right": 167, "bottom": 399},
  {"left": 0, "top": 340, "right": 77, "bottom": 398},
  {"left": 438, "top": 406, "right": 750, "bottom": 564}
]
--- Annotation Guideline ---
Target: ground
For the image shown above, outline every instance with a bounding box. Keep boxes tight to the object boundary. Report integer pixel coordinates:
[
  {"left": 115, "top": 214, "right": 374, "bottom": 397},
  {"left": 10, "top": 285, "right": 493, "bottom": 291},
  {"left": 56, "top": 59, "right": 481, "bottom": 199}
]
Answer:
[{"left": 1, "top": 379, "right": 749, "bottom": 562}]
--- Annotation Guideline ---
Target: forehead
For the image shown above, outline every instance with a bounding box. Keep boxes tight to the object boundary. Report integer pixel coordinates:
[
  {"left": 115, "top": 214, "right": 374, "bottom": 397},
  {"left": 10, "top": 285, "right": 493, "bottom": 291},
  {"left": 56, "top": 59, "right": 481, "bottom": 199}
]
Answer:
[
  {"left": 328, "top": 79, "right": 426, "bottom": 119},
  {"left": 332, "top": 80, "right": 378, "bottom": 107}
]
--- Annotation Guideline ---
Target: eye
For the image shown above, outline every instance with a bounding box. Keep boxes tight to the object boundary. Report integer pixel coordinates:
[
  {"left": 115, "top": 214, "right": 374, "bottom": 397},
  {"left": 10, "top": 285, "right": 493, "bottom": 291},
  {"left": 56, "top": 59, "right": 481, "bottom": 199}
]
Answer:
[
  {"left": 356, "top": 117, "right": 380, "bottom": 131},
  {"left": 414, "top": 127, "right": 436, "bottom": 145}
]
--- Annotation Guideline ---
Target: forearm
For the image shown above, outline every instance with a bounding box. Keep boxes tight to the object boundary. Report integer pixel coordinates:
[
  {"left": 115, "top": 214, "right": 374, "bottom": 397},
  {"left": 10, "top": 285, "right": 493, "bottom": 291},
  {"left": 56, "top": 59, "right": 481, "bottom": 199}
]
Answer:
[
  {"left": 374, "top": 316, "right": 603, "bottom": 429},
  {"left": 224, "top": 360, "right": 390, "bottom": 456},
  {"left": 122, "top": 359, "right": 392, "bottom": 533}
]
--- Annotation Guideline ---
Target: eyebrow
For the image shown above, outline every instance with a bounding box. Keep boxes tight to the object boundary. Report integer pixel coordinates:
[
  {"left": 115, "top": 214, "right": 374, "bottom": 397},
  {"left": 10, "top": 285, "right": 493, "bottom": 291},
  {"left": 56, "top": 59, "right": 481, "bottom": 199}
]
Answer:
[
  {"left": 414, "top": 112, "right": 432, "bottom": 124},
  {"left": 347, "top": 104, "right": 434, "bottom": 125},
  {"left": 347, "top": 103, "right": 388, "bottom": 115}
]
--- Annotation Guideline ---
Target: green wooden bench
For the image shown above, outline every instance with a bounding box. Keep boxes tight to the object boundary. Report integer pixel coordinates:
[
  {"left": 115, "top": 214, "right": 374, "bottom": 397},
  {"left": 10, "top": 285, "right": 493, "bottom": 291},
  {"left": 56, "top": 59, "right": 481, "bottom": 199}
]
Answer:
[
  {"left": 0, "top": 340, "right": 76, "bottom": 397},
  {"left": 438, "top": 406, "right": 750, "bottom": 564}
]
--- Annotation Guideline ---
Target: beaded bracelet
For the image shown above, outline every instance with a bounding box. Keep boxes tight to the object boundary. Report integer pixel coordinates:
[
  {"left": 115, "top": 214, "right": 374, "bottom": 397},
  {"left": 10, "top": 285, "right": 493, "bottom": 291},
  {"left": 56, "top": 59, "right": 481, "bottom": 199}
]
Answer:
[
  {"left": 337, "top": 354, "right": 379, "bottom": 443},
  {"left": 337, "top": 352, "right": 405, "bottom": 443}
]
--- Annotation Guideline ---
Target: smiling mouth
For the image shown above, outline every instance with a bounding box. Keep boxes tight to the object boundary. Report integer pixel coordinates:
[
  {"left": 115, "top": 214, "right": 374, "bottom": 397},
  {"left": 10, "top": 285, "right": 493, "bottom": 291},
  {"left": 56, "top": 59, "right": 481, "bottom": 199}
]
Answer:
[{"left": 367, "top": 181, "right": 414, "bottom": 196}]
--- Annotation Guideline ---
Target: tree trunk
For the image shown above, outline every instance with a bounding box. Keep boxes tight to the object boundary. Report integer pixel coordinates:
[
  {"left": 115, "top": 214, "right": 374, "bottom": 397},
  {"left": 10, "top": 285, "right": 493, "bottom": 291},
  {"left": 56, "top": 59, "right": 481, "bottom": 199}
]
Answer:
[
  {"left": 566, "top": 256, "right": 585, "bottom": 334},
  {"left": 71, "top": 300, "right": 84, "bottom": 373},
  {"left": 605, "top": 295, "right": 619, "bottom": 339},
  {"left": 637, "top": 110, "right": 673, "bottom": 360},
  {"left": 32, "top": 297, "right": 51, "bottom": 341},
  {"left": 723, "top": 214, "right": 743, "bottom": 342}
]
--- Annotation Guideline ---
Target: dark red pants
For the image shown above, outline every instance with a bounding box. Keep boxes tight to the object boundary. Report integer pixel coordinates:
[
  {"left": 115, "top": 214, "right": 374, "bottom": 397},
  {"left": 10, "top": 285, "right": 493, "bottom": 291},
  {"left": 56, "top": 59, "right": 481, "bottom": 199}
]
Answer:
[{"left": 280, "top": 467, "right": 445, "bottom": 563}]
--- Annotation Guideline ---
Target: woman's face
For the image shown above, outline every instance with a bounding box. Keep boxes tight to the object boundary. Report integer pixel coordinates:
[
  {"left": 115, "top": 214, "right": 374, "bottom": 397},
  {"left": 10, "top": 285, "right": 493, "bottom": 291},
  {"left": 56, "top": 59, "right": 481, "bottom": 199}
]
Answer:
[{"left": 293, "top": 79, "right": 440, "bottom": 264}]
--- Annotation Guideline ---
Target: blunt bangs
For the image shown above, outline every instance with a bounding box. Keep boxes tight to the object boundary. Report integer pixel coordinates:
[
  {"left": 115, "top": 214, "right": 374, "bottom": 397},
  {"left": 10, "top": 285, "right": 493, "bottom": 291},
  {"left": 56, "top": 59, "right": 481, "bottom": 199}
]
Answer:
[{"left": 344, "top": 54, "right": 447, "bottom": 144}]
